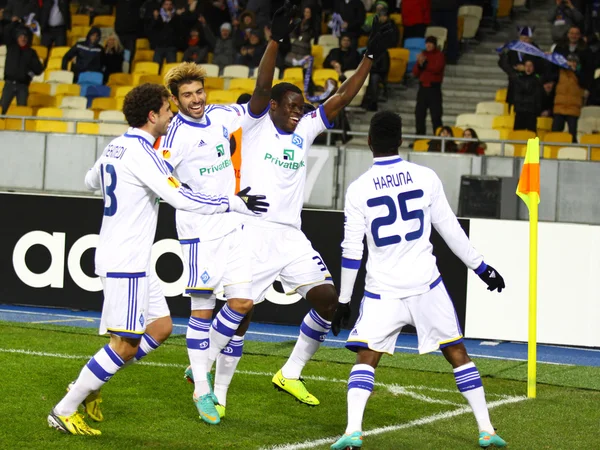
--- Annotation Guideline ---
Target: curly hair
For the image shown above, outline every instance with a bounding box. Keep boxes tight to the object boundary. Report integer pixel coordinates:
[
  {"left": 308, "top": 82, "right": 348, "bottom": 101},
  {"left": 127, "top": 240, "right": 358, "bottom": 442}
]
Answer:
[
  {"left": 163, "top": 62, "right": 208, "bottom": 97},
  {"left": 122, "top": 83, "right": 170, "bottom": 128},
  {"left": 369, "top": 110, "right": 402, "bottom": 155}
]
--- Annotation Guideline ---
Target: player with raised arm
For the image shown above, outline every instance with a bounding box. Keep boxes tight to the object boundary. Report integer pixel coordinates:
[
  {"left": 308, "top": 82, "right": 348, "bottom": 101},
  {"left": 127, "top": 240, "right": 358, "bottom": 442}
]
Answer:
[
  {"left": 200, "top": 5, "right": 397, "bottom": 408},
  {"left": 159, "top": 62, "right": 272, "bottom": 425},
  {"left": 330, "top": 111, "right": 507, "bottom": 449},
  {"left": 47, "top": 83, "right": 267, "bottom": 436}
]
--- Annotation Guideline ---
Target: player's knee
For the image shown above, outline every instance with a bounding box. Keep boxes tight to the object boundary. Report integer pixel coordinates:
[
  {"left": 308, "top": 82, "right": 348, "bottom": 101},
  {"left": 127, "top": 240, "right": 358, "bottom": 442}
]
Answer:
[
  {"left": 228, "top": 298, "right": 254, "bottom": 315},
  {"left": 307, "top": 284, "right": 338, "bottom": 317},
  {"left": 109, "top": 336, "right": 140, "bottom": 361}
]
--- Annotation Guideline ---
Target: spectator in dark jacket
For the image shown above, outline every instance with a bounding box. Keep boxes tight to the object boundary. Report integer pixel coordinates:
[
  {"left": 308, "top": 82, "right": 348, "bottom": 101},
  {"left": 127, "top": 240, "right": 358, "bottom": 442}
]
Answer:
[
  {"left": 430, "top": 0, "right": 458, "bottom": 64},
  {"left": 115, "top": 0, "right": 143, "bottom": 67},
  {"left": 238, "top": 29, "right": 266, "bottom": 71},
  {"left": 428, "top": 126, "right": 458, "bottom": 152},
  {"left": 245, "top": 0, "right": 271, "bottom": 30},
  {"left": 541, "top": 78, "right": 556, "bottom": 116},
  {"left": 324, "top": 34, "right": 361, "bottom": 79},
  {"left": 182, "top": 27, "right": 209, "bottom": 64},
  {"left": 548, "top": 0, "right": 584, "bottom": 43},
  {"left": 148, "top": 0, "right": 184, "bottom": 68},
  {"left": 363, "top": 49, "right": 389, "bottom": 111},
  {"left": 413, "top": 36, "right": 445, "bottom": 136},
  {"left": 202, "top": 19, "right": 236, "bottom": 72},
  {"left": 62, "top": 26, "right": 103, "bottom": 82},
  {"left": 500, "top": 55, "right": 543, "bottom": 132},
  {"left": 334, "top": 0, "right": 366, "bottom": 49},
  {"left": 0, "top": 23, "right": 43, "bottom": 114},
  {"left": 4, "top": 0, "right": 39, "bottom": 24},
  {"left": 40, "top": 0, "right": 71, "bottom": 48},
  {"left": 201, "top": 0, "right": 232, "bottom": 37},
  {"left": 103, "top": 33, "right": 124, "bottom": 83},
  {"left": 458, "top": 128, "right": 486, "bottom": 155},
  {"left": 402, "top": 0, "right": 430, "bottom": 41}
]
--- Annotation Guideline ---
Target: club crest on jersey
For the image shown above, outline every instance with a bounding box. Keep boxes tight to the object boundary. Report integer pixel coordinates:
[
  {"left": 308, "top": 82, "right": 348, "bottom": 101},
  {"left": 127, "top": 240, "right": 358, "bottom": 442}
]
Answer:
[
  {"left": 139, "top": 314, "right": 145, "bottom": 327},
  {"left": 216, "top": 144, "right": 224, "bottom": 157},
  {"left": 291, "top": 133, "right": 303, "bottom": 149},
  {"left": 201, "top": 270, "right": 210, "bottom": 284},
  {"left": 162, "top": 149, "right": 171, "bottom": 159},
  {"left": 222, "top": 126, "right": 228, "bottom": 139},
  {"left": 167, "top": 176, "right": 181, "bottom": 188}
]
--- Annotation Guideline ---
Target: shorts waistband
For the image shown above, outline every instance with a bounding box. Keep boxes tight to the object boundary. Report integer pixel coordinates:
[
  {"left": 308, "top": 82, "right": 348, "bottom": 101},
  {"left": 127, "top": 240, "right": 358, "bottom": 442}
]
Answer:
[{"left": 364, "top": 275, "right": 443, "bottom": 299}]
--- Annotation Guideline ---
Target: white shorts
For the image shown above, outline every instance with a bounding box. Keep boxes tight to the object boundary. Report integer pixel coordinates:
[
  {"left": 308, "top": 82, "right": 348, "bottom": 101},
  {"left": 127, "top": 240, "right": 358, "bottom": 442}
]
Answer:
[
  {"left": 245, "top": 222, "right": 334, "bottom": 304},
  {"left": 346, "top": 278, "right": 463, "bottom": 355},
  {"left": 99, "top": 272, "right": 170, "bottom": 338},
  {"left": 181, "top": 226, "right": 252, "bottom": 301}
]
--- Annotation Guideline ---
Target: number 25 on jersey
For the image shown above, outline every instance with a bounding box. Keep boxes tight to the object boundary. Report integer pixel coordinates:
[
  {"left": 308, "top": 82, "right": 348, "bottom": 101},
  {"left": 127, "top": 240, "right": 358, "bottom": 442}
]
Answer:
[{"left": 368, "top": 189, "right": 424, "bottom": 247}]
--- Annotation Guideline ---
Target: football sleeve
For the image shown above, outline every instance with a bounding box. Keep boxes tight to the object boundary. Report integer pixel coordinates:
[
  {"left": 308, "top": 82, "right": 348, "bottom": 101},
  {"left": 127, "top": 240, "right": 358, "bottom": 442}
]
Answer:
[
  {"left": 84, "top": 160, "right": 102, "bottom": 191},
  {"left": 339, "top": 183, "right": 366, "bottom": 304},
  {"left": 430, "top": 174, "right": 483, "bottom": 270},
  {"left": 302, "top": 104, "right": 335, "bottom": 146}
]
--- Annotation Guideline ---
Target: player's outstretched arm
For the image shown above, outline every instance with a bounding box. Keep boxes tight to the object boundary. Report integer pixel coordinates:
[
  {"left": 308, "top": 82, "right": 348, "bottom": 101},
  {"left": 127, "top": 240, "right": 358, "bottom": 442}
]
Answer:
[
  {"left": 248, "top": 0, "right": 298, "bottom": 116},
  {"left": 84, "top": 161, "right": 102, "bottom": 191},
  {"left": 322, "top": 15, "right": 394, "bottom": 123}
]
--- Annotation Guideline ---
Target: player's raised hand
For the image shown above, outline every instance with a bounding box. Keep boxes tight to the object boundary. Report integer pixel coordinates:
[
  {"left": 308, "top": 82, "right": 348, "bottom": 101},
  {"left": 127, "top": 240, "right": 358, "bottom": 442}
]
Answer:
[
  {"left": 234, "top": 186, "right": 269, "bottom": 215},
  {"left": 477, "top": 263, "right": 505, "bottom": 293},
  {"left": 331, "top": 303, "right": 351, "bottom": 336},
  {"left": 365, "top": 15, "right": 395, "bottom": 60},
  {"left": 270, "top": 0, "right": 300, "bottom": 42}
]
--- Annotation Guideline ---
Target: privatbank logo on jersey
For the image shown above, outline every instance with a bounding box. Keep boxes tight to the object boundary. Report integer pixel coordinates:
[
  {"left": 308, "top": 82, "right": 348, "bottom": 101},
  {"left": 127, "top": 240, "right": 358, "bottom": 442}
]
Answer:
[
  {"left": 216, "top": 144, "right": 224, "bottom": 157},
  {"left": 264, "top": 149, "right": 305, "bottom": 170},
  {"left": 199, "top": 158, "right": 231, "bottom": 175}
]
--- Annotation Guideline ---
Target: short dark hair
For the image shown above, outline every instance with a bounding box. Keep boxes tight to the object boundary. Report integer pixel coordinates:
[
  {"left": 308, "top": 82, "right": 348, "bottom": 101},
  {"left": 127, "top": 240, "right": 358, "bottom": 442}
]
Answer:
[
  {"left": 236, "top": 93, "right": 252, "bottom": 104},
  {"left": 369, "top": 111, "right": 402, "bottom": 154},
  {"left": 123, "top": 83, "right": 170, "bottom": 128},
  {"left": 271, "top": 82, "right": 303, "bottom": 103},
  {"left": 425, "top": 35, "right": 438, "bottom": 46}
]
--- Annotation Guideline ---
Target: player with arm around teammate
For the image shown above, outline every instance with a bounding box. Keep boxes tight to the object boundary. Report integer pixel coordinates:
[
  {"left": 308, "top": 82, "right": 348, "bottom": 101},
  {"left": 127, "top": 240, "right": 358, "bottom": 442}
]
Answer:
[
  {"left": 47, "top": 83, "right": 268, "bottom": 436},
  {"left": 330, "top": 111, "right": 507, "bottom": 449}
]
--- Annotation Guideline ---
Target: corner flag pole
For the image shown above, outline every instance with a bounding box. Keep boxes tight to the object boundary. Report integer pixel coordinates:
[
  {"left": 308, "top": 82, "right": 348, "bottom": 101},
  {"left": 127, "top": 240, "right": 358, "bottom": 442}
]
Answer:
[{"left": 516, "top": 137, "right": 540, "bottom": 399}]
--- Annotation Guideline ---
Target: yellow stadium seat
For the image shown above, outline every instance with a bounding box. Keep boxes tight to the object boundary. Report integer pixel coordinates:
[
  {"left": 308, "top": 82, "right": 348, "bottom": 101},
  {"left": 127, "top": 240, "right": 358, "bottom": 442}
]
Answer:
[
  {"left": 55, "top": 83, "right": 81, "bottom": 97},
  {"left": 133, "top": 49, "right": 154, "bottom": 63},
  {"left": 537, "top": 116, "right": 552, "bottom": 133},
  {"left": 133, "top": 61, "right": 159, "bottom": 75},
  {"left": 228, "top": 78, "right": 255, "bottom": 93},
  {"left": 5, "top": 106, "right": 34, "bottom": 131},
  {"left": 71, "top": 14, "right": 90, "bottom": 26},
  {"left": 388, "top": 48, "right": 409, "bottom": 83},
  {"left": 161, "top": 62, "right": 179, "bottom": 76},
  {"left": 495, "top": 88, "right": 507, "bottom": 103},
  {"left": 413, "top": 139, "right": 430, "bottom": 151},
  {"left": 47, "top": 57, "right": 64, "bottom": 71},
  {"left": 579, "top": 134, "right": 600, "bottom": 161},
  {"left": 138, "top": 74, "right": 163, "bottom": 85},
  {"left": 204, "top": 77, "right": 225, "bottom": 90},
  {"left": 436, "top": 126, "right": 464, "bottom": 137},
  {"left": 542, "top": 132, "right": 572, "bottom": 158},
  {"left": 112, "top": 85, "right": 135, "bottom": 98},
  {"left": 313, "top": 68, "right": 338, "bottom": 81},
  {"left": 358, "top": 35, "right": 369, "bottom": 47},
  {"left": 32, "top": 45, "right": 48, "bottom": 60},
  {"left": 169, "top": 98, "right": 178, "bottom": 113},
  {"left": 177, "top": 51, "right": 183, "bottom": 63},
  {"left": 115, "top": 97, "right": 125, "bottom": 111},
  {"left": 311, "top": 45, "right": 324, "bottom": 69},
  {"left": 207, "top": 90, "right": 239, "bottom": 104},
  {"left": 92, "top": 15, "right": 115, "bottom": 27},
  {"left": 71, "top": 25, "right": 91, "bottom": 37},
  {"left": 29, "top": 82, "right": 52, "bottom": 95},
  {"left": 492, "top": 115, "right": 514, "bottom": 130},
  {"left": 556, "top": 147, "right": 587, "bottom": 160},
  {"left": 507, "top": 130, "right": 536, "bottom": 157},
  {"left": 92, "top": 97, "right": 118, "bottom": 115},
  {"left": 49, "top": 46, "right": 70, "bottom": 59},
  {"left": 390, "top": 13, "right": 402, "bottom": 26},
  {"left": 46, "top": 70, "right": 74, "bottom": 84},
  {"left": 283, "top": 67, "right": 303, "bottom": 81},
  {"left": 35, "top": 107, "right": 68, "bottom": 133},
  {"left": 77, "top": 122, "right": 100, "bottom": 134},
  {"left": 107, "top": 72, "right": 133, "bottom": 86},
  {"left": 136, "top": 38, "right": 151, "bottom": 50},
  {"left": 222, "top": 65, "right": 250, "bottom": 78},
  {"left": 28, "top": 93, "right": 56, "bottom": 108},
  {"left": 0, "top": 118, "right": 6, "bottom": 130}
]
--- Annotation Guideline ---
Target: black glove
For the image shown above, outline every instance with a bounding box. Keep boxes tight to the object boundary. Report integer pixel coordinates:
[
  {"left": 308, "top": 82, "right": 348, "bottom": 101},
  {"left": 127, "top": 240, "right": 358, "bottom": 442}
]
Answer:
[
  {"left": 331, "top": 303, "right": 351, "bottom": 336},
  {"left": 270, "top": 0, "right": 299, "bottom": 42},
  {"left": 365, "top": 15, "right": 395, "bottom": 60},
  {"left": 477, "top": 263, "right": 505, "bottom": 293},
  {"left": 236, "top": 187, "right": 269, "bottom": 213}
]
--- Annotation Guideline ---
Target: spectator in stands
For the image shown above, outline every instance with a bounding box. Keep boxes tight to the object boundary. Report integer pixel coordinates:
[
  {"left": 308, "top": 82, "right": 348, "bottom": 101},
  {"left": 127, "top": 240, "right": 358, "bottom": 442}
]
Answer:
[
  {"left": 40, "top": 0, "right": 71, "bottom": 48},
  {"left": 375, "top": 6, "right": 399, "bottom": 48},
  {"left": 323, "top": 34, "right": 361, "bottom": 80},
  {"left": 541, "top": 78, "right": 556, "bottom": 117},
  {"left": 301, "top": 0, "right": 322, "bottom": 43},
  {"left": 428, "top": 126, "right": 458, "bottom": 152},
  {"left": 363, "top": 1, "right": 387, "bottom": 32},
  {"left": 148, "top": 0, "right": 184, "bottom": 69},
  {"left": 4, "top": 0, "right": 39, "bottom": 25},
  {"left": 413, "top": 35, "right": 445, "bottom": 137},
  {"left": 430, "top": 0, "right": 458, "bottom": 64},
  {"left": 284, "top": 7, "right": 315, "bottom": 68},
  {"left": 552, "top": 54, "right": 585, "bottom": 142},
  {"left": 62, "top": 27, "right": 104, "bottom": 82},
  {"left": 239, "top": 29, "right": 266, "bottom": 73},
  {"left": 334, "top": 0, "right": 366, "bottom": 49},
  {"left": 76, "top": 0, "right": 111, "bottom": 25},
  {"left": 500, "top": 56, "right": 542, "bottom": 132},
  {"left": 202, "top": 19, "right": 236, "bottom": 73},
  {"left": 362, "top": 49, "right": 389, "bottom": 111},
  {"left": 553, "top": 25, "right": 586, "bottom": 59},
  {"left": 458, "top": 128, "right": 486, "bottom": 155},
  {"left": 245, "top": 0, "right": 271, "bottom": 30},
  {"left": 202, "top": 0, "right": 233, "bottom": 36},
  {"left": 115, "top": 0, "right": 143, "bottom": 70},
  {"left": 548, "top": 0, "right": 584, "bottom": 43},
  {"left": 103, "top": 33, "right": 124, "bottom": 83},
  {"left": 180, "top": 0, "right": 201, "bottom": 37},
  {"left": 0, "top": 23, "right": 43, "bottom": 114},
  {"left": 401, "top": 0, "right": 430, "bottom": 42},
  {"left": 182, "top": 27, "right": 209, "bottom": 64}
]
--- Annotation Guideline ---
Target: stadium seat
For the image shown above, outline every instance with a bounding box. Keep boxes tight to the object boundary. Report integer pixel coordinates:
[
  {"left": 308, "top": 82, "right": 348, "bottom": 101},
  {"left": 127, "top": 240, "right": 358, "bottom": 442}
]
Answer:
[
  {"left": 311, "top": 44, "right": 324, "bottom": 69},
  {"left": 29, "top": 82, "right": 52, "bottom": 95},
  {"left": 46, "top": 57, "right": 64, "bottom": 71},
  {"left": 404, "top": 37, "right": 426, "bottom": 72},
  {"left": 99, "top": 123, "right": 128, "bottom": 136},
  {"left": 35, "top": 107, "right": 67, "bottom": 133},
  {"left": 413, "top": 139, "right": 430, "bottom": 151},
  {"left": 78, "top": 71, "right": 103, "bottom": 86},
  {"left": 28, "top": 93, "right": 56, "bottom": 108},
  {"left": 557, "top": 147, "right": 587, "bottom": 160},
  {"left": 250, "top": 66, "right": 279, "bottom": 79},
  {"left": 46, "top": 70, "right": 74, "bottom": 84},
  {"left": 207, "top": 90, "right": 239, "bottom": 104},
  {"left": 579, "top": 134, "right": 600, "bottom": 161},
  {"left": 49, "top": 46, "right": 70, "bottom": 59},
  {"left": 577, "top": 117, "right": 600, "bottom": 140},
  {"left": 91, "top": 97, "right": 118, "bottom": 116},
  {"left": 71, "top": 25, "right": 91, "bottom": 37},
  {"left": 222, "top": 65, "right": 250, "bottom": 79},
  {"left": 112, "top": 85, "right": 135, "bottom": 98},
  {"left": 387, "top": 48, "right": 409, "bottom": 83},
  {"left": 495, "top": 88, "right": 507, "bottom": 103},
  {"left": 475, "top": 101, "right": 505, "bottom": 116},
  {"left": 343, "top": 70, "right": 370, "bottom": 87},
  {"left": 5, "top": 106, "right": 34, "bottom": 131},
  {"left": 456, "top": 113, "right": 495, "bottom": 130},
  {"left": 136, "top": 38, "right": 151, "bottom": 50},
  {"left": 425, "top": 26, "right": 447, "bottom": 50},
  {"left": 318, "top": 34, "right": 339, "bottom": 48},
  {"left": 133, "top": 49, "right": 154, "bottom": 63},
  {"left": 537, "top": 116, "right": 553, "bottom": 134},
  {"left": 132, "top": 61, "right": 159, "bottom": 75},
  {"left": 92, "top": 15, "right": 115, "bottom": 27},
  {"left": 313, "top": 68, "right": 339, "bottom": 82},
  {"left": 508, "top": 130, "right": 536, "bottom": 157},
  {"left": 228, "top": 78, "right": 255, "bottom": 93},
  {"left": 161, "top": 62, "right": 179, "bottom": 76},
  {"left": 496, "top": 0, "right": 513, "bottom": 17},
  {"left": 138, "top": 74, "right": 163, "bottom": 85},
  {"left": 55, "top": 83, "right": 81, "bottom": 97},
  {"left": 542, "top": 132, "right": 572, "bottom": 158},
  {"left": 199, "top": 63, "right": 220, "bottom": 78},
  {"left": 283, "top": 67, "right": 304, "bottom": 81},
  {"left": 71, "top": 14, "right": 90, "bottom": 26},
  {"left": 59, "top": 96, "right": 87, "bottom": 109},
  {"left": 83, "top": 84, "right": 111, "bottom": 104},
  {"left": 492, "top": 115, "right": 514, "bottom": 130},
  {"left": 176, "top": 51, "right": 184, "bottom": 63},
  {"left": 99, "top": 110, "right": 126, "bottom": 122},
  {"left": 204, "top": 77, "right": 225, "bottom": 90},
  {"left": 62, "top": 108, "right": 94, "bottom": 133},
  {"left": 77, "top": 122, "right": 100, "bottom": 134},
  {"left": 580, "top": 106, "right": 600, "bottom": 121},
  {"left": 32, "top": 45, "right": 48, "bottom": 60},
  {"left": 458, "top": 5, "right": 482, "bottom": 40},
  {"left": 115, "top": 97, "right": 125, "bottom": 110}
]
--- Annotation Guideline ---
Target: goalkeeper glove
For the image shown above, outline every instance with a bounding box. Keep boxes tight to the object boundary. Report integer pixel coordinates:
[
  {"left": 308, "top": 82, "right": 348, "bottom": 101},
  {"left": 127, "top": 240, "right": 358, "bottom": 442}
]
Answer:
[
  {"left": 331, "top": 302, "right": 351, "bottom": 336},
  {"left": 228, "top": 187, "right": 269, "bottom": 215},
  {"left": 476, "top": 263, "right": 505, "bottom": 293},
  {"left": 365, "top": 15, "right": 395, "bottom": 60},
  {"left": 270, "top": 0, "right": 299, "bottom": 43}
]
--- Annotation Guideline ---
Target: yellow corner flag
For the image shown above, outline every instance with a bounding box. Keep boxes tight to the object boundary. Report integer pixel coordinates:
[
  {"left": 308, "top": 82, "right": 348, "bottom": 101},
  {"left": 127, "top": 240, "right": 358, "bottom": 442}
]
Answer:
[{"left": 516, "top": 137, "right": 540, "bottom": 399}]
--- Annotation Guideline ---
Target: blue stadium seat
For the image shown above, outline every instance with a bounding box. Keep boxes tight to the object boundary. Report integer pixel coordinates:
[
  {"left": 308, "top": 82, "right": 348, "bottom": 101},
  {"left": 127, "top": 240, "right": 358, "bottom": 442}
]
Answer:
[
  {"left": 78, "top": 71, "right": 104, "bottom": 86},
  {"left": 405, "top": 38, "right": 426, "bottom": 72},
  {"left": 84, "top": 85, "right": 111, "bottom": 107}
]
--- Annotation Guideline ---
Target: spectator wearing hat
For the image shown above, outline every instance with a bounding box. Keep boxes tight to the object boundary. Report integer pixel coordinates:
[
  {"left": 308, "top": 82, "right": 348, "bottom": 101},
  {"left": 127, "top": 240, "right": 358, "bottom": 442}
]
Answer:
[
  {"left": 201, "top": 17, "right": 236, "bottom": 72},
  {"left": 0, "top": 23, "right": 43, "bottom": 114},
  {"left": 413, "top": 35, "right": 445, "bottom": 136},
  {"left": 62, "top": 27, "right": 104, "bottom": 82},
  {"left": 552, "top": 54, "right": 585, "bottom": 142}
]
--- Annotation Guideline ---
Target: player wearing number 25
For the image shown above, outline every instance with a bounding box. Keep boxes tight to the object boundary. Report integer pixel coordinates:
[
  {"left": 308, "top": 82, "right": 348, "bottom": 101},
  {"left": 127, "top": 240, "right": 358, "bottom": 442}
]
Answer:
[
  {"left": 47, "top": 83, "right": 268, "bottom": 436},
  {"left": 330, "top": 111, "right": 507, "bottom": 450}
]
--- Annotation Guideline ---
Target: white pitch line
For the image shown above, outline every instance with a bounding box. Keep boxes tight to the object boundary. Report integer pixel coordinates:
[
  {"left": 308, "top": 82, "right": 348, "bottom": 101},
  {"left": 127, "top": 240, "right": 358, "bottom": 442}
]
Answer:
[{"left": 261, "top": 396, "right": 528, "bottom": 450}]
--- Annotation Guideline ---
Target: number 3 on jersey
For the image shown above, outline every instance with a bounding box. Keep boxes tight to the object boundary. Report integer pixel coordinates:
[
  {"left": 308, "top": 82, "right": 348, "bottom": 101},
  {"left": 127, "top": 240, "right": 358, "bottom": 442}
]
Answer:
[
  {"left": 100, "top": 163, "right": 118, "bottom": 216},
  {"left": 367, "top": 189, "right": 424, "bottom": 247}
]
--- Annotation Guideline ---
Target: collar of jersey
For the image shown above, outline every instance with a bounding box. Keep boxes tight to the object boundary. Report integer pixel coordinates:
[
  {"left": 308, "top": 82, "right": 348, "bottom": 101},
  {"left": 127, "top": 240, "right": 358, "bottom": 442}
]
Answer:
[
  {"left": 273, "top": 122, "right": 293, "bottom": 136},
  {"left": 124, "top": 127, "right": 156, "bottom": 146},
  {"left": 177, "top": 111, "right": 210, "bottom": 127},
  {"left": 373, "top": 156, "right": 403, "bottom": 165}
]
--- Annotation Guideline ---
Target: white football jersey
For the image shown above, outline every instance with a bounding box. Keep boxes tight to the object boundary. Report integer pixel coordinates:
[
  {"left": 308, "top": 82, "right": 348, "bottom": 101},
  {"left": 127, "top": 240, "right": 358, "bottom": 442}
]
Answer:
[
  {"left": 341, "top": 155, "right": 483, "bottom": 298},
  {"left": 85, "top": 128, "right": 231, "bottom": 277},
  {"left": 159, "top": 106, "right": 243, "bottom": 241},
  {"left": 236, "top": 103, "right": 333, "bottom": 229}
]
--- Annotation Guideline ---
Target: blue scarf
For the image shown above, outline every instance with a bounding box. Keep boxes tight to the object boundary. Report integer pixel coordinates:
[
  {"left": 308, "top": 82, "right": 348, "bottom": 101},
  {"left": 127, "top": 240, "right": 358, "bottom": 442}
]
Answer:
[
  {"left": 497, "top": 40, "right": 570, "bottom": 69},
  {"left": 302, "top": 56, "right": 337, "bottom": 102}
]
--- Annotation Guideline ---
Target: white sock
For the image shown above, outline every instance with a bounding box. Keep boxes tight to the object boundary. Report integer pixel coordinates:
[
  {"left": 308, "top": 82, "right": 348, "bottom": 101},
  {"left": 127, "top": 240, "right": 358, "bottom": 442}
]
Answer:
[
  {"left": 214, "top": 335, "right": 244, "bottom": 406},
  {"left": 187, "top": 316, "right": 211, "bottom": 397},
  {"left": 134, "top": 333, "right": 160, "bottom": 361},
  {"left": 454, "top": 362, "right": 494, "bottom": 433},
  {"left": 208, "top": 304, "right": 245, "bottom": 369},
  {"left": 346, "top": 364, "right": 374, "bottom": 434},
  {"left": 54, "top": 344, "right": 124, "bottom": 416},
  {"left": 281, "top": 309, "right": 331, "bottom": 379}
]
